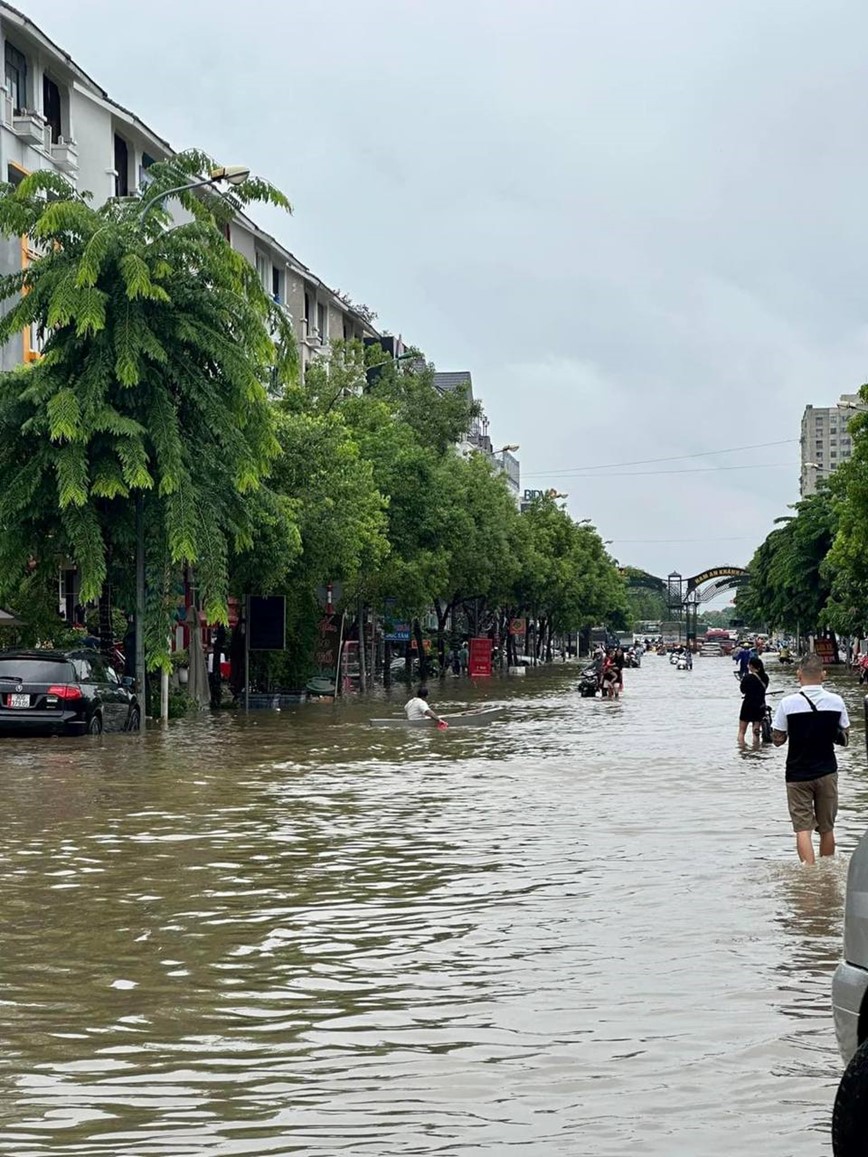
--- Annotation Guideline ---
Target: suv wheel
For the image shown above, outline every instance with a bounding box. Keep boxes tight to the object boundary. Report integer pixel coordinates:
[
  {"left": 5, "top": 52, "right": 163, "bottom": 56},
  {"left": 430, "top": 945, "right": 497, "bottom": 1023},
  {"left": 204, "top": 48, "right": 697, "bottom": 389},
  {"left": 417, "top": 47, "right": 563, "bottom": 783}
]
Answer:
[
  {"left": 833, "top": 1039, "right": 868, "bottom": 1155},
  {"left": 125, "top": 706, "right": 141, "bottom": 733},
  {"left": 87, "top": 713, "right": 103, "bottom": 736}
]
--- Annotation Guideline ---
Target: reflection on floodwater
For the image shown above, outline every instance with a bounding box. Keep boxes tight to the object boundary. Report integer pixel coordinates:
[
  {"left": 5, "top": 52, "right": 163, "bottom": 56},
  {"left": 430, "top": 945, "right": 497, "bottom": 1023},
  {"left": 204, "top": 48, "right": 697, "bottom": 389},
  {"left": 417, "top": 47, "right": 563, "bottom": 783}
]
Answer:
[{"left": 0, "top": 659, "right": 863, "bottom": 1155}]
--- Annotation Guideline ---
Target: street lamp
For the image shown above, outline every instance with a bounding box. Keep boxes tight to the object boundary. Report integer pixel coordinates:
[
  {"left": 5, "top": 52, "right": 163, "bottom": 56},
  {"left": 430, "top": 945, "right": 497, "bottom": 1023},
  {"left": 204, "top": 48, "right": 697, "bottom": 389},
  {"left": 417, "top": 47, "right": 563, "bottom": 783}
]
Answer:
[{"left": 138, "top": 164, "right": 250, "bottom": 219}]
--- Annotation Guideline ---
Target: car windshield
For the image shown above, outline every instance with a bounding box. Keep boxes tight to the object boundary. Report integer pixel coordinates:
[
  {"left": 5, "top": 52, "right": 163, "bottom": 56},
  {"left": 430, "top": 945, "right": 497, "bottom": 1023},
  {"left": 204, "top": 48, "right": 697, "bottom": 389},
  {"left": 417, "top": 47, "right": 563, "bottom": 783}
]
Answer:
[{"left": 0, "top": 658, "right": 75, "bottom": 683}]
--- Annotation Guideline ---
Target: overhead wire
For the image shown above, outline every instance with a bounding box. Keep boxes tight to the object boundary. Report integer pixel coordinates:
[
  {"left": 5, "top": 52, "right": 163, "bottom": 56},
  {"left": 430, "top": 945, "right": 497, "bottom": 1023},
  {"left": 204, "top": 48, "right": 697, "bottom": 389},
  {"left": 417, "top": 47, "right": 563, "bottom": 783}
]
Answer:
[
  {"left": 522, "top": 438, "right": 798, "bottom": 478},
  {"left": 549, "top": 461, "right": 790, "bottom": 479}
]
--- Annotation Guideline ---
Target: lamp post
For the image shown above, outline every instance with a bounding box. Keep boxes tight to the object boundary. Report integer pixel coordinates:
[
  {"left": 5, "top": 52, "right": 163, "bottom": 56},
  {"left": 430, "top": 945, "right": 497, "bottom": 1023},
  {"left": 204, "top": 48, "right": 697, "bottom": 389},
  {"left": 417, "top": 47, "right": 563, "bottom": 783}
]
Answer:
[
  {"left": 133, "top": 163, "right": 249, "bottom": 708},
  {"left": 138, "top": 164, "right": 250, "bottom": 219}
]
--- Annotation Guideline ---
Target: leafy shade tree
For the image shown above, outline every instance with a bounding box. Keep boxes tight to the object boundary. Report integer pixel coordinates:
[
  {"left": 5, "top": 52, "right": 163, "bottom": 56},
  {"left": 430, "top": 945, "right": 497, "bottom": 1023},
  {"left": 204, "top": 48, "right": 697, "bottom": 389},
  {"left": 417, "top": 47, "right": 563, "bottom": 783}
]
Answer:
[
  {"left": 515, "top": 498, "right": 626, "bottom": 659},
  {"left": 429, "top": 452, "right": 522, "bottom": 664},
  {"left": 0, "top": 153, "right": 295, "bottom": 674},
  {"left": 737, "top": 490, "right": 836, "bottom": 633},
  {"left": 820, "top": 396, "right": 868, "bottom": 637},
  {"left": 255, "top": 409, "right": 389, "bottom": 590}
]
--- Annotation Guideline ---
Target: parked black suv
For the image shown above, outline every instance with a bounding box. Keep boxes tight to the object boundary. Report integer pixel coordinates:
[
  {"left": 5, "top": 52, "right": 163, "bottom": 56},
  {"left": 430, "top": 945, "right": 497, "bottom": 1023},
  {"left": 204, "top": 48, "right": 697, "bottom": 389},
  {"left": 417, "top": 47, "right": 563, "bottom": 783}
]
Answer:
[{"left": 0, "top": 649, "right": 140, "bottom": 736}]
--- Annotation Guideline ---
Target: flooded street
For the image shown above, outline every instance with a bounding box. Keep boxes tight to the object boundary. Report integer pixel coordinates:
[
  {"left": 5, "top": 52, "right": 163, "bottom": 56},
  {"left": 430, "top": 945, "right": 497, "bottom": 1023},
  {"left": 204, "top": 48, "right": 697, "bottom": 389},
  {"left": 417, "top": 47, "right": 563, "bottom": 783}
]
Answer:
[{"left": 0, "top": 655, "right": 863, "bottom": 1156}]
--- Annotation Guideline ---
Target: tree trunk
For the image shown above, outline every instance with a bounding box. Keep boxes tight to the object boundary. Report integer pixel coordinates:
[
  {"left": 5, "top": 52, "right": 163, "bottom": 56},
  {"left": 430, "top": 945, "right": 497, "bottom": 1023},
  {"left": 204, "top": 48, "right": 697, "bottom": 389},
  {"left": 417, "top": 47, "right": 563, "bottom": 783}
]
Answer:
[
  {"left": 384, "top": 640, "right": 392, "bottom": 688},
  {"left": 210, "top": 623, "right": 226, "bottom": 708},
  {"left": 435, "top": 598, "right": 451, "bottom": 675},
  {"left": 98, "top": 580, "right": 113, "bottom": 658},
  {"left": 357, "top": 601, "right": 367, "bottom": 689},
  {"left": 413, "top": 618, "right": 429, "bottom": 683}
]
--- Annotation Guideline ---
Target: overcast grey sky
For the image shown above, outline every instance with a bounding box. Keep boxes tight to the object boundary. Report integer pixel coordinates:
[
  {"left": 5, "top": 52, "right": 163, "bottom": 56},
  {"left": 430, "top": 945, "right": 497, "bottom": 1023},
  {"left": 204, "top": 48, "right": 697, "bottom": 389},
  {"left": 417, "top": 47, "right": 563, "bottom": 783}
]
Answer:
[{"left": 24, "top": 0, "right": 868, "bottom": 582}]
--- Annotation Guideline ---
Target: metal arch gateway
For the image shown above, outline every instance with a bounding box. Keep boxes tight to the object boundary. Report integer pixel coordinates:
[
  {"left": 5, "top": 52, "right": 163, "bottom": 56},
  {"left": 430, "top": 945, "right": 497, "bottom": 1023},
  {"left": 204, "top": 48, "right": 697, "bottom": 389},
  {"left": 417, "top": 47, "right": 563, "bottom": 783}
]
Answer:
[
  {"left": 685, "top": 566, "right": 749, "bottom": 595},
  {"left": 622, "top": 566, "right": 750, "bottom": 641},
  {"left": 680, "top": 567, "right": 749, "bottom": 642}
]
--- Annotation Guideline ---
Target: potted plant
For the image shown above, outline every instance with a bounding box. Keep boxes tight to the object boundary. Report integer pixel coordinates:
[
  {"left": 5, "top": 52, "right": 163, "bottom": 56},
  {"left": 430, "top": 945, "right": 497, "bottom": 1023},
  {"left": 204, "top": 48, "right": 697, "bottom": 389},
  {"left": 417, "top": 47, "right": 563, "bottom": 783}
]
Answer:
[{"left": 170, "top": 648, "right": 189, "bottom": 685}]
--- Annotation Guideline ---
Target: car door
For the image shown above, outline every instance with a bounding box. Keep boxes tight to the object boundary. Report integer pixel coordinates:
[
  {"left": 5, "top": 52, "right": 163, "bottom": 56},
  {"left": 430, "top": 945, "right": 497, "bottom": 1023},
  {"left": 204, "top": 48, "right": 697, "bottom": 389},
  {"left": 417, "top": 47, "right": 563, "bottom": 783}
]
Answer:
[
  {"left": 86, "top": 654, "right": 123, "bottom": 731},
  {"left": 70, "top": 652, "right": 100, "bottom": 725},
  {"left": 102, "top": 662, "right": 130, "bottom": 730}
]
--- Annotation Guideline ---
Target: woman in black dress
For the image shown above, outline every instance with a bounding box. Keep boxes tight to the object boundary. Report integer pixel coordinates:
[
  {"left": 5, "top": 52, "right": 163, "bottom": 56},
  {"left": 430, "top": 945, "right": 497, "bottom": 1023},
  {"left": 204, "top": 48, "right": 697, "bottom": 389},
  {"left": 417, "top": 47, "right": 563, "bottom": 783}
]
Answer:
[{"left": 738, "top": 657, "right": 769, "bottom": 744}]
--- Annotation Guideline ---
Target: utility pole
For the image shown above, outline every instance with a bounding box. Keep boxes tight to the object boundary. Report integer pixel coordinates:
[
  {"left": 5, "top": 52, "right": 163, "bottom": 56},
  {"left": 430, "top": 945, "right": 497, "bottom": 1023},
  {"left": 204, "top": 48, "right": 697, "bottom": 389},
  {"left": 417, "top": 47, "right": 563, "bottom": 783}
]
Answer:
[{"left": 135, "top": 495, "right": 146, "bottom": 710}]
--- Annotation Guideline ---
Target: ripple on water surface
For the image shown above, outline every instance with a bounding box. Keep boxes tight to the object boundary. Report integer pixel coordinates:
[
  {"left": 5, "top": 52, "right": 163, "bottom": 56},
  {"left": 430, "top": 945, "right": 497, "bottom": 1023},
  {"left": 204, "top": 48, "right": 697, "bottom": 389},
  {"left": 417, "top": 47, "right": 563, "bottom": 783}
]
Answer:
[{"left": 0, "top": 660, "right": 861, "bottom": 1154}]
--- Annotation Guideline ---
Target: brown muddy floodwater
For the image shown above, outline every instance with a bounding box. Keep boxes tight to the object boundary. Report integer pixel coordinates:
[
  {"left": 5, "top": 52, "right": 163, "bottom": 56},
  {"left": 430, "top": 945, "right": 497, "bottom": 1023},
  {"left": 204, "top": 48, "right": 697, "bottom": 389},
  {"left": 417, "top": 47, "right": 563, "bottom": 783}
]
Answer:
[{"left": 0, "top": 656, "right": 863, "bottom": 1156}]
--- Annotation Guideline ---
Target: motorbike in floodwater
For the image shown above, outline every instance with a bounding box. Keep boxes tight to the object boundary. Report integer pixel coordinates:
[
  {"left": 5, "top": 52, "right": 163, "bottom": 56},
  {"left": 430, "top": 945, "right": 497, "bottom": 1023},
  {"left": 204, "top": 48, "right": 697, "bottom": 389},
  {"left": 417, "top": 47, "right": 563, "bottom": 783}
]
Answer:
[
  {"left": 577, "top": 666, "right": 601, "bottom": 698},
  {"left": 761, "top": 704, "right": 773, "bottom": 743}
]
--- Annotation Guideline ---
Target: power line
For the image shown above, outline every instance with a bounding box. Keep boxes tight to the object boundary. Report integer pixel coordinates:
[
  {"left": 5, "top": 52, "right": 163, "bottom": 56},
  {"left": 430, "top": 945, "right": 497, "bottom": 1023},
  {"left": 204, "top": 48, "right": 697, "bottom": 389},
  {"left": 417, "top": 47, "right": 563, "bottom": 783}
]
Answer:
[
  {"left": 555, "top": 461, "right": 790, "bottom": 479},
  {"left": 523, "top": 438, "right": 798, "bottom": 478},
  {"left": 611, "top": 536, "right": 756, "bottom": 544}
]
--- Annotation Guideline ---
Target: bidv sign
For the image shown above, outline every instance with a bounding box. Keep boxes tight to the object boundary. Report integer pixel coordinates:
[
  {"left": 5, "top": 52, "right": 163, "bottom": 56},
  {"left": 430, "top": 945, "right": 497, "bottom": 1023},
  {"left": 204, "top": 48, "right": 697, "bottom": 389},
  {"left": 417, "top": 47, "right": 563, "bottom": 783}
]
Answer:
[{"left": 523, "top": 489, "right": 562, "bottom": 501}]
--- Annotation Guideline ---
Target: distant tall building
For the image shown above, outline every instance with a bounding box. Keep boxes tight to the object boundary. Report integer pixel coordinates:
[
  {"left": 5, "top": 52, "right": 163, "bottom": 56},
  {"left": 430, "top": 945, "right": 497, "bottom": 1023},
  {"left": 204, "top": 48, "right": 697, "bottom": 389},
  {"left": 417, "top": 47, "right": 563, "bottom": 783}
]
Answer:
[
  {"left": 433, "top": 371, "right": 521, "bottom": 501},
  {"left": 800, "top": 394, "right": 859, "bottom": 496}
]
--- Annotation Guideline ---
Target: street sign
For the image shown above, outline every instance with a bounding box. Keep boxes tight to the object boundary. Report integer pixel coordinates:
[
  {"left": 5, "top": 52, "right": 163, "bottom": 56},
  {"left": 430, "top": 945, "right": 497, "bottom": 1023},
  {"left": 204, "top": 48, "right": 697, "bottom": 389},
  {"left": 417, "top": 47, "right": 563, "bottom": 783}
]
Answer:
[{"left": 385, "top": 622, "right": 411, "bottom": 642}]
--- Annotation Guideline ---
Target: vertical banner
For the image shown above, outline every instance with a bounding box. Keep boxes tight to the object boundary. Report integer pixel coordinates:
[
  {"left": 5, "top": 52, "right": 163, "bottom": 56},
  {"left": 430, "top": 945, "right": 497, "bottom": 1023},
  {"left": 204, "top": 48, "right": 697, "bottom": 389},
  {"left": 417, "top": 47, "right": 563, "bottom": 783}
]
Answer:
[
  {"left": 314, "top": 613, "right": 341, "bottom": 675},
  {"left": 469, "top": 637, "right": 492, "bottom": 678}
]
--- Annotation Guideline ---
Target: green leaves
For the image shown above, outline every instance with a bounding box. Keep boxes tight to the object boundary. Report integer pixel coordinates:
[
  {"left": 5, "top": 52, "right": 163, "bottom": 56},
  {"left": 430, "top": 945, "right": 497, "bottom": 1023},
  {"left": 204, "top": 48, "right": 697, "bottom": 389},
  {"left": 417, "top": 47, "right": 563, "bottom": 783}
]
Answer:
[
  {"left": 46, "top": 388, "right": 82, "bottom": 442},
  {"left": 0, "top": 153, "right": 296, "bottom": 638}
]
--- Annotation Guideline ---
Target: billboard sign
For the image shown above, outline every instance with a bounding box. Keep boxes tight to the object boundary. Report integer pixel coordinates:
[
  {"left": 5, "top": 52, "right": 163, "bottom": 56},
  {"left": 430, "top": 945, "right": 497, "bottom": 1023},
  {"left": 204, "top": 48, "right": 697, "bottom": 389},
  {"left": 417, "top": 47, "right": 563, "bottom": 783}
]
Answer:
[{"left": 469, "top": 637, "right": 492, "bottom": 677}]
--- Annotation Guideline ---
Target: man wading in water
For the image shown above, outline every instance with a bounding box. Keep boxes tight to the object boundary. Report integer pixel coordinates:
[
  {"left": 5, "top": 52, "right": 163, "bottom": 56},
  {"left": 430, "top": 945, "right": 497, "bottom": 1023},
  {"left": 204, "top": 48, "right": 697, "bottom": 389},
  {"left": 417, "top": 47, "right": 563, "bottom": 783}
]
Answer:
[{"left": 772, "top": 653, "right": 850, "bottom": 864}]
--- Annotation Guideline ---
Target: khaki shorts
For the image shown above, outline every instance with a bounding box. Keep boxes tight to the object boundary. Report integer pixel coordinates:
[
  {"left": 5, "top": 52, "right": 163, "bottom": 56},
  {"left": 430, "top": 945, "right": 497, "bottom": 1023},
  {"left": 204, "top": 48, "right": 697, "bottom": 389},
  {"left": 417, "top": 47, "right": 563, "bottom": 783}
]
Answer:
[{"left": 786, "top": 773, "right": 838, "bottom": 834}]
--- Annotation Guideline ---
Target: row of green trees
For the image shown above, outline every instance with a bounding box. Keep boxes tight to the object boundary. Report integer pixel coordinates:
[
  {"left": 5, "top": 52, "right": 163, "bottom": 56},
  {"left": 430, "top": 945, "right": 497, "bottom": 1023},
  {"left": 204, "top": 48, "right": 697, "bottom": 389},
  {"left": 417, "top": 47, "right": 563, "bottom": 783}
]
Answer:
[
  {"left": 0, "top": 152, "right": 627, "bottom": 686},
  {"left": 737, "top": 388, "right": 868, "bottom": 638}
]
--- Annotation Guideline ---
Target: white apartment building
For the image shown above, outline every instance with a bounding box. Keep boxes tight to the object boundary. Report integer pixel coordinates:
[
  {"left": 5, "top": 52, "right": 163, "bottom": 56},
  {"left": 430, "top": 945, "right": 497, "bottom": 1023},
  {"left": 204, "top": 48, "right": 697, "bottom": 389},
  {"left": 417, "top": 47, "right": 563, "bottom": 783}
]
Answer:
[
  {"left": 0, "top": 2, "right": 378, "bottom": 376},
  {"left": 799, "top": 393, "right": 859, "bottom": 496}
]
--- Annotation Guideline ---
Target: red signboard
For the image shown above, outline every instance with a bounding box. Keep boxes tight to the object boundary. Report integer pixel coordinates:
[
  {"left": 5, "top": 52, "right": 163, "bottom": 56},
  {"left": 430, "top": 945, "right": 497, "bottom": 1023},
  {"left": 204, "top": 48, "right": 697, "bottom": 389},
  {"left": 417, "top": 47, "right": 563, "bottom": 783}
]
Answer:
[
  {"left": 469, "top": 637, "right": 492, "bottom": 677},
  {"left": 509, "top": 618, "right": 526, "bottom": 637},
  {"left": 814, "top": 637, "right": 839, "bottom": 665}
]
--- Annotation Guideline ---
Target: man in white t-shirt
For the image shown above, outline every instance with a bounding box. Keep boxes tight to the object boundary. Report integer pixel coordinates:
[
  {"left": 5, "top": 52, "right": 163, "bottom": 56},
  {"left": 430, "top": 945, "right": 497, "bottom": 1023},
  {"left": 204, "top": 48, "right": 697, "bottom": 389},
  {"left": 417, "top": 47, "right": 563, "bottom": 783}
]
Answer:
[
  {"left": 772, "top": 652, "right": 850, "bottom": 864},
  {"left": 404, "top": 686, "right": 442, "bottom": 723}
]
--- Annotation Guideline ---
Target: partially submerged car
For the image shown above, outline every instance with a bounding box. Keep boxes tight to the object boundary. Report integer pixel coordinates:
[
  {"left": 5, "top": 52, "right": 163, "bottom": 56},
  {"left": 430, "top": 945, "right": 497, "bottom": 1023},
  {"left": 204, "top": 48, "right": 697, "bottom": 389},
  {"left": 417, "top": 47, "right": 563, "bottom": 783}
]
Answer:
[{"left": 0, "top": 649, "right": 140, "bottom": 736}]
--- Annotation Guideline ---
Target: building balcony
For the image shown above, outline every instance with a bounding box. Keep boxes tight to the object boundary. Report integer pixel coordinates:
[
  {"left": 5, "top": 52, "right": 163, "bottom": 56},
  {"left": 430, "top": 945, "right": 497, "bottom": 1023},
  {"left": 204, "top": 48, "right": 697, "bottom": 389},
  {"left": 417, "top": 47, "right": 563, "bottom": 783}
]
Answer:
[
  {"left": 12, "top": 109, "right": 47, "bottom": 146},
  {"left": 50, "top": 137, "right": 78, "bottom": 174}
]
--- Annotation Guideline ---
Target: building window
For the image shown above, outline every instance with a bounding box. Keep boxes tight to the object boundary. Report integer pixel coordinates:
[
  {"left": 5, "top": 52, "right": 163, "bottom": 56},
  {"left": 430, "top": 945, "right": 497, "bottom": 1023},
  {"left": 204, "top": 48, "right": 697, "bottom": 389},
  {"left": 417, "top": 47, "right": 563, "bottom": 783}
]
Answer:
[
  {"left": 317, "top": 301, "right": 326, "bottom": 342},
  {"left": 343, "top": 320, "right": 350, "bottom": 341},
  {"left": 138, "top": 151, "right": 156, "bottom": 190},
  {"left": 271, "top": 265, "right": 282, "bottom": 303},
  {"left": 304, "top": 291, "right": 312, "bottom": 335},
  {"left": 254, "top": 251, "right": 268, "bottom": 289},
  {"left": 43, "top": 75, "right": 61, "bottom": 143},
  {"left": 113, "top": 134, "right": 129, "bottom": 197},
  {"left": 5, "top": 42, "right": 27, "bottom": 113},
  {"left": 831, "top": 450, "right": 838, "bottom": 458}
]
